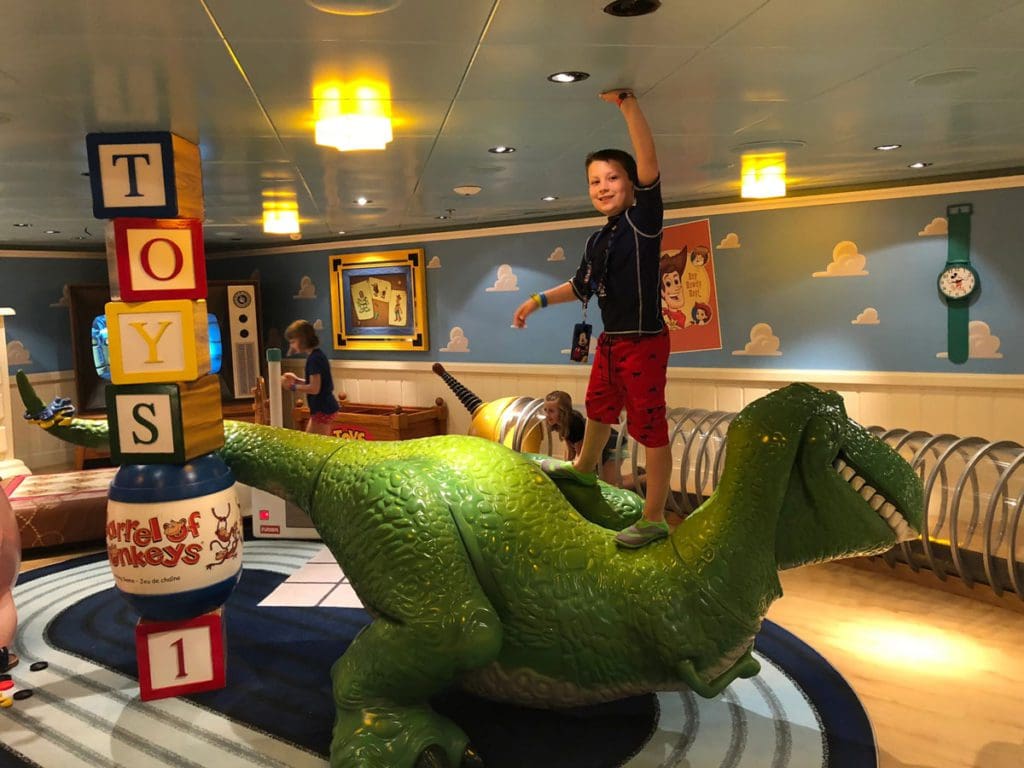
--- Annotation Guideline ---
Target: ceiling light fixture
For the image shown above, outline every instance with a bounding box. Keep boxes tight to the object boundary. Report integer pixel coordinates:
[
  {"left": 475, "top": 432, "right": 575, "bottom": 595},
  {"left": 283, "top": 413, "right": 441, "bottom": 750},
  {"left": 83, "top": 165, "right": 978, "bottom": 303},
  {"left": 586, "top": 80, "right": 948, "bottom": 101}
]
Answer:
[
  {"left": 603, "top": 0, "right": 661, "bottom": 17},
  {"left": 542, "top": 195, "right": 559, "bottom": 202},
  {"left": 262, "top": 191, "right": 301, "bottom": 235},
  {"left": 488, "top": 145, "right": 516, "bottom": 154},
  {"left": 740, "top": 152, "right": 787, "bottom": 199},
  {"left": 908, "top": 161, "right": 933, "bottom": 169},
  {"left": 874, "top": 144, "right": 902, "bottom": 151},
  {"left": 547, "top": 71, "right": 590, "bottom": 84},
  {"left": 12, "top": 223, "right": 30, "bottom": 228},
  {"left": 453, "top": 185, "right": 482, "bottom": 196},
  {"left": 306, "top": 0, "right": 404, "bottom": 15},
  {"left": 354, "top": 197, "right": 371, "bottom": 206},
  {"left": 314, "top": 81, "right": 393, "bottom": 152}
]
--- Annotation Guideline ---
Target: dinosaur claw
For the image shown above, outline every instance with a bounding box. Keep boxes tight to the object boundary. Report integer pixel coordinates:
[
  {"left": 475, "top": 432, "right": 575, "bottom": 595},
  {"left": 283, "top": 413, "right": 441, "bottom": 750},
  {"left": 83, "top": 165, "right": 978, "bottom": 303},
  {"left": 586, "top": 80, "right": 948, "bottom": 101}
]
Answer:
[{"left": 414, "top": 744, "right": 485, "bottom": 768}]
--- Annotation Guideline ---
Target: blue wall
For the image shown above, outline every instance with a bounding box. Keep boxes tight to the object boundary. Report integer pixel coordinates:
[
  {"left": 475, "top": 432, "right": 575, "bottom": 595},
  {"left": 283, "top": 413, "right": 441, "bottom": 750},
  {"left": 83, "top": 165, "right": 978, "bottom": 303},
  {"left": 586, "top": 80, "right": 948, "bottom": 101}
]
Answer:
[
  {"left": 209, "top": 185, "right": 1024, "bottom": 374},
  {"left": 5, "top": 184, "right": 1022, "bottom": 375},
  {"left": 0, "top": 257, "right": 108, "bottom": 373}
]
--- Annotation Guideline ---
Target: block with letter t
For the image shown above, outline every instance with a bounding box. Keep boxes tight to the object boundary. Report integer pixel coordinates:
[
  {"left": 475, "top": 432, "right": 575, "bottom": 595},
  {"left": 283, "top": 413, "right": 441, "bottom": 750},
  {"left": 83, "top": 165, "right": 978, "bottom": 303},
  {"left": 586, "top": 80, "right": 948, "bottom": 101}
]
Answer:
[
  {"left": 106, "top": 374, "right": 224, "bottom": 464},
  {"left": 106, "top": 299, "right": 211, "bottom": 384},
  {"left": 86, "top": 131, "right": 203, "bottom": 220},
  {"left": 106, "top": 218, "right": 207, "bottom": 301},
  {"left": 136, "top": 609, "right": 227, "bottom": 701}
]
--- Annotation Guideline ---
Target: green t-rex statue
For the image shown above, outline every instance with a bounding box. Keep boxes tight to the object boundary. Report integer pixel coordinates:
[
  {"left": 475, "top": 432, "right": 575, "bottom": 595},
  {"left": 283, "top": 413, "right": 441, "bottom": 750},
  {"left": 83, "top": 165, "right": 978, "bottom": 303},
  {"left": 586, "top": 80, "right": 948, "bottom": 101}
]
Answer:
[{"left": 18, "top": 374, "right": 922, "bottom": 768}]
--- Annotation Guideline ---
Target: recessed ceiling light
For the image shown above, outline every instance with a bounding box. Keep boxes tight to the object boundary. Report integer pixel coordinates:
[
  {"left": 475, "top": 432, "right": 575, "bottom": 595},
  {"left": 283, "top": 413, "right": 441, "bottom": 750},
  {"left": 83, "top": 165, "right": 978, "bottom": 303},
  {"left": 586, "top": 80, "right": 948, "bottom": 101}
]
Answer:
[
  {"left": 908, "top": 161, "right": 932, "bottom": 169},
  {"left": 603, "top": 0, "right": 661, "bottom": 16},
  {"left": 547, "top": 71, "right": 590, "bottom": 84},
  {"left": 436, "top": 214, "right": 449, "bottom": 220},
  {"left": 874, "top": 144, "right": 902, "bottom": 151},
  {"left": 453, "top": 185, "right": 482, "bottom": 196},
  {"left": 542, "top": 195, "right": 559, "bottom": 202},
  {"left": 337, "top": 230, "right": 346, "bottom": 235},
  {"left": 73, "top": 236, "right": 88, "bottom": 240},
  {"left": 488, "top": 145, "right": 516, "bottom": 154},
  {"left": 354, "top": 197, "right": 371, "bottom": 206},
  {"left": 44, "top": 229, "right": 60, "bottom": 234},
  {"left": 12, "top": 222, "right": 30, "bottom": 228}
]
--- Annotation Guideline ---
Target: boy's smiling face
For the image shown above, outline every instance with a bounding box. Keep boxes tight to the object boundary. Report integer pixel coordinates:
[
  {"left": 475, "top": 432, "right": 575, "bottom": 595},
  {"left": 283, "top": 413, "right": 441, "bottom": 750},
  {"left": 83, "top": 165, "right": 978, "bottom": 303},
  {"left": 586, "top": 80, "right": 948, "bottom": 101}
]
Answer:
[{"left": 587, "top": 159, "right": 634, "bottom": 217}]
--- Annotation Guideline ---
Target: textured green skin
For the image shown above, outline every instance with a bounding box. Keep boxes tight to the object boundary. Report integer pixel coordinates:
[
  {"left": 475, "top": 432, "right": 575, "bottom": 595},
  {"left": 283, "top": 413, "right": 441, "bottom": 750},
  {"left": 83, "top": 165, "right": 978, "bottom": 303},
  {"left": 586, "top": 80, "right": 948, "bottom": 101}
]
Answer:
[{"left": 20, "top": 378, "right": 923, "bottom": 768}]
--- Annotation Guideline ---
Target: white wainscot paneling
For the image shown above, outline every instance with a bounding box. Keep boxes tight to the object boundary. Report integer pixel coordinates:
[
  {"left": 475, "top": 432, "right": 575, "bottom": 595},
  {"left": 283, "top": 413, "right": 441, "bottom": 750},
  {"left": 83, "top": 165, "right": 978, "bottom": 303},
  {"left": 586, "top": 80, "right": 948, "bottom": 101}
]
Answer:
[{"left": 324, "top": 362, "right": 1024, "bottom": 447}]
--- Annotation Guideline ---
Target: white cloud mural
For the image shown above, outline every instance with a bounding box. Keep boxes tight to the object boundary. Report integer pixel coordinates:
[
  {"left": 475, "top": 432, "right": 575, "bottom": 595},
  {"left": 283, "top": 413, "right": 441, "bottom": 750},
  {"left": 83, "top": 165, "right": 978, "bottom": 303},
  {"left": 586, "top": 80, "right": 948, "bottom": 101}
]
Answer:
[
  {"left": 313, "top": 319, "right": 324, "bottom": 331},
  {"left": 293, "top": 275, "right": 317, "bottom": 299},
  {"left": 717, "top": 232, "right": 741, "bottom": 249},
  {"left": 485, "top": 264, "right": 519, "bottom": 292},
  {"left": 732, "top": 323, "right": 782, "bottom": 356},
  {"left": 918, "top": 217, "right": 948, "bottom": 237},
  {"left": 852, "top": 307, "right": 880, "bottom": 325},
  {"left": 440, "top": 326, "right": 470, "bottom": 352},
  {"left": 427, "top": 255, "right": 442, "bottom": 269},
  {"left": 936, "top": 320, "right": 1004, "bottom": 360},
  {"left": 547, "top": 246, "right": 566, "bottom": 262},
  {"left": 812, "top": 240, "right": 868, "bottom": 277},
  {"left": 7, "top": 340, "right": 32, "bottom": 365}
]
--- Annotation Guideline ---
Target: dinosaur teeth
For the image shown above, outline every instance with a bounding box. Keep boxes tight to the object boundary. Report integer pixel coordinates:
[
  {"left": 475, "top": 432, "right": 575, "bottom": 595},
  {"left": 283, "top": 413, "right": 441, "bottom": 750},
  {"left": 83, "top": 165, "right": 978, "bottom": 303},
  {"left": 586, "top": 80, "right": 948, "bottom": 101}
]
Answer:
[{"left": 835, "top": 458, "right": 918, "bottom": 541}]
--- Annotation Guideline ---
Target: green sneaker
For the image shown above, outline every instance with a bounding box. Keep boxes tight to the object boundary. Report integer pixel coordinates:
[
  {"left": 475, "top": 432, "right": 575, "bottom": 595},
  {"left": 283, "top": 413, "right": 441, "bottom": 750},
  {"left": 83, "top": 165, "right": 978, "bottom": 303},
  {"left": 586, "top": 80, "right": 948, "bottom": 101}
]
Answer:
[
  {"left": 536, "top": 458, "right": 597, "bottom": 486},
  {"left": 615, "top": 520, "right": 669, "bottom": 548}
]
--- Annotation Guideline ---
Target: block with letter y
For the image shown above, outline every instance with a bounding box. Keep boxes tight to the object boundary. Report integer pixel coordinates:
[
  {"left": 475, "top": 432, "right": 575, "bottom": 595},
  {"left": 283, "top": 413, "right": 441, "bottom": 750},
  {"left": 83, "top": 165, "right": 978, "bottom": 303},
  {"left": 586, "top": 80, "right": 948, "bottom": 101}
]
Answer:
[
  {"left": 106, "top": 374, "right": 224, "bottom": 464},
  {"left": 106, "top": 299, "right": 211, "bottom": 384}
]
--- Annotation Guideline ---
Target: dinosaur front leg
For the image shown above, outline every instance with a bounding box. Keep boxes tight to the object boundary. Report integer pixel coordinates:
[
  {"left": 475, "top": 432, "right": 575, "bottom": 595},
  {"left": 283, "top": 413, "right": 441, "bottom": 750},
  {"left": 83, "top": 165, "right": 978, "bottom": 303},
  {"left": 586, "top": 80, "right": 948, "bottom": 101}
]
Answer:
[
  {"left": 320, "top": 459, "right": 503, "bottom": 768},
  {"left": 329, "top": 607, "right": 498, "bottom": 767}
]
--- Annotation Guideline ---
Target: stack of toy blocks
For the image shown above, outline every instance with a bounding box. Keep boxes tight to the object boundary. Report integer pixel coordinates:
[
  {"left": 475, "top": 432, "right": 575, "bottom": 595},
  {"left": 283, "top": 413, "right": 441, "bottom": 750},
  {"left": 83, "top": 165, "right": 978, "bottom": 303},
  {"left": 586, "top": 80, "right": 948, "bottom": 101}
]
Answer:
[{"left": 86, "top": 132, "right": 228, "bottom": 700}]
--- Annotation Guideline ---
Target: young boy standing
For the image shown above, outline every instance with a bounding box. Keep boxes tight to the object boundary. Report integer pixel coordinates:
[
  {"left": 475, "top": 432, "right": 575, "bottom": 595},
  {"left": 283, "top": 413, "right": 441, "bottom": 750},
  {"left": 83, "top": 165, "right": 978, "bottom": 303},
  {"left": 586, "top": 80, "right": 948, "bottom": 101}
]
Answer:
[{"left": 512, "top": 89, "right": 672, "bottom": 548}]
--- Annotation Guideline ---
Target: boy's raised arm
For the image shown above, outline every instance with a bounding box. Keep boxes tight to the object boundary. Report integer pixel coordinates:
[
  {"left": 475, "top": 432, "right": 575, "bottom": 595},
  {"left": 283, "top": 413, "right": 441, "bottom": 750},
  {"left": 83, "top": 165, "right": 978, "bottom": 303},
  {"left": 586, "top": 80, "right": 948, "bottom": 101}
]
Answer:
[{"left": 601, "top": 89, "right": 659, "bottom": 187}]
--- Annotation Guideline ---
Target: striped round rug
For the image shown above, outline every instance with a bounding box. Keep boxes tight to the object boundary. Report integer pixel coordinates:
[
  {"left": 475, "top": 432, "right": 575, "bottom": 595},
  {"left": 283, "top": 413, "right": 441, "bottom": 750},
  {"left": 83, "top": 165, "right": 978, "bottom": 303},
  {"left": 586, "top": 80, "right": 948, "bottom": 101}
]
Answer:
[{"left": 1, "top": 540, "right": 875, "bottom": 768}]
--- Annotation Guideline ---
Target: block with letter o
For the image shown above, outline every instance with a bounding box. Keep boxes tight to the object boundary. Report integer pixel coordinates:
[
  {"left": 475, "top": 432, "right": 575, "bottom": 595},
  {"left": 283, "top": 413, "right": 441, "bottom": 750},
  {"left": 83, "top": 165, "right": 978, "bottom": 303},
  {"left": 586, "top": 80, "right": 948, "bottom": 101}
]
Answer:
[
  {"left": 135, "top": 609, "right": 226, "bottom": 700},
  {"left": 107, "top": 218, "right": 206, "bottom": 301}
]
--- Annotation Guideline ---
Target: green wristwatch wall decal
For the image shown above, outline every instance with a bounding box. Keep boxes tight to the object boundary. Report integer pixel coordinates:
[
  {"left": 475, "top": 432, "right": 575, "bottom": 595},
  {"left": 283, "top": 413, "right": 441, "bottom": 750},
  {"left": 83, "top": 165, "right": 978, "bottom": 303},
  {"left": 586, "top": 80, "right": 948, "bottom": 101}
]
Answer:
[{"left": 938, "top": 203, "right": 979, "bottom": 364}]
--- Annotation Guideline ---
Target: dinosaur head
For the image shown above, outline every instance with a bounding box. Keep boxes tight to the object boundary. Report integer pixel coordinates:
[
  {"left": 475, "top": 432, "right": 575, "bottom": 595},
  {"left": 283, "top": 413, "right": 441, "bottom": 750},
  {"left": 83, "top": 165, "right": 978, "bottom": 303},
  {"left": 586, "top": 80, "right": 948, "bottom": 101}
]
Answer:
[{"left": 719, "top": 383, "right": 923, "bottom": 569}]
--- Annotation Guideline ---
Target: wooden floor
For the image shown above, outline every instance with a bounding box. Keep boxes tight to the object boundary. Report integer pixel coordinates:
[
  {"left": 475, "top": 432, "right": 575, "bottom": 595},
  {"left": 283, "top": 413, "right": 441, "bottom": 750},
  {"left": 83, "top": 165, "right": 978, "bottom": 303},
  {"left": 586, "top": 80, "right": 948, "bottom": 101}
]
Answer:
[
  {"left": 16, "top": 549, "right": 1024, "bottom": 768},
  {"left": 767, "top": 562, "right": 1024, "bottom": 768}
]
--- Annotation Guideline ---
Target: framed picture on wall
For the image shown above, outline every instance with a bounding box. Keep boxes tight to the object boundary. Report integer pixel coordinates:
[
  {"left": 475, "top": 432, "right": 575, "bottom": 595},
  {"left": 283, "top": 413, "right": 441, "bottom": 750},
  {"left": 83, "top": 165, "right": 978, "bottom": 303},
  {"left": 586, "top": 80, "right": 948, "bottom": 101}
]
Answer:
[{"left": 329, "top": 249, "right": 429, "bottom": 351}]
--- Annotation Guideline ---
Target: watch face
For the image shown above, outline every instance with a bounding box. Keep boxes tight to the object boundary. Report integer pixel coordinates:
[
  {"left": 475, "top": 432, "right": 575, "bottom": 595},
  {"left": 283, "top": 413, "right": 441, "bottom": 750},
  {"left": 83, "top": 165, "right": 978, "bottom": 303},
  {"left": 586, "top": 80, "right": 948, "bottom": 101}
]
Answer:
[{"left": 938, "top": 266, "right": 977, "bottom": 299}]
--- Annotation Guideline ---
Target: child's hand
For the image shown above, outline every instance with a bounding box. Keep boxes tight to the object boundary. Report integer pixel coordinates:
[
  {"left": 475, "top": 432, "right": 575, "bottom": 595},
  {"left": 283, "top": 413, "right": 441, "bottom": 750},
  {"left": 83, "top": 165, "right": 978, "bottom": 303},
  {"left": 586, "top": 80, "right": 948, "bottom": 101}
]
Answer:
[
  {"left": 281, "top": 372, "right": 297, "bottom": 391},
  {"left": 600, "top": 88, "right": 634, "bottom": 105},
  {"left": 511, "top": 298, "right": 536, "bottom": 328}
]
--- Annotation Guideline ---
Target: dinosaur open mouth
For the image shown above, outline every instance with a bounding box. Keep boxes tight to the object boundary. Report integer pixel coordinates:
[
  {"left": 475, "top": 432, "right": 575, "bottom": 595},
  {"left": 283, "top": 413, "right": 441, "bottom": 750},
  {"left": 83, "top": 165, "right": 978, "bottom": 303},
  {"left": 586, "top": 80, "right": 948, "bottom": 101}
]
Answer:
[{"left": 833, "top": 457, "right": 917, "bottom": 541}]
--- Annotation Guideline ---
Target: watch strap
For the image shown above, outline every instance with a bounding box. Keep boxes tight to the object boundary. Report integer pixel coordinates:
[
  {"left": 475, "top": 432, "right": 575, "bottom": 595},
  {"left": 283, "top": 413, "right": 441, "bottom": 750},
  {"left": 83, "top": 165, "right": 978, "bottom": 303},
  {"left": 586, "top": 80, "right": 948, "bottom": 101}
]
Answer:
[
  {"left": 947, "top": 299, "right": 970, "bottom": 364},
  {"left": 945, "top": 203, "right": 973, "bottom": 266}
]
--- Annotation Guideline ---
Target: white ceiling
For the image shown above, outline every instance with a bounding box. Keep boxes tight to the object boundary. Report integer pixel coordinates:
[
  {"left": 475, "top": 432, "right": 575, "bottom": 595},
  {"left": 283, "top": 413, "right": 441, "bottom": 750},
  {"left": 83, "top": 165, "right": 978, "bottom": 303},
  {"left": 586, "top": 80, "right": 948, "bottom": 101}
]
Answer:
[{"left": 1, "top": 0, "right": 1023, "bottom": 251}]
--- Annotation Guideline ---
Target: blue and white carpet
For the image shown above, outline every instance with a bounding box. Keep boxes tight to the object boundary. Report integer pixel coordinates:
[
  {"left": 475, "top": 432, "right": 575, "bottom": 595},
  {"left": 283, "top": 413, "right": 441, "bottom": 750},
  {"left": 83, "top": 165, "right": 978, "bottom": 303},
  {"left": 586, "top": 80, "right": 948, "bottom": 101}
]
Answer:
[{"left": 0, "top": 541, "right": 875, "bottom": 767}]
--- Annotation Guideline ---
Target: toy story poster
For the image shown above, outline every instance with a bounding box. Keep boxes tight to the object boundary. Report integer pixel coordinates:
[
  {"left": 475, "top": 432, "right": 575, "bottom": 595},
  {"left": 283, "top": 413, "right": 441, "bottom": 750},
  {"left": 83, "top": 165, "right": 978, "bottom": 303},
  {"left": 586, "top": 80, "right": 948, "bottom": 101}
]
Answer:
[{"left": 659, "top": 219, "right": 722, "bottom": 354}]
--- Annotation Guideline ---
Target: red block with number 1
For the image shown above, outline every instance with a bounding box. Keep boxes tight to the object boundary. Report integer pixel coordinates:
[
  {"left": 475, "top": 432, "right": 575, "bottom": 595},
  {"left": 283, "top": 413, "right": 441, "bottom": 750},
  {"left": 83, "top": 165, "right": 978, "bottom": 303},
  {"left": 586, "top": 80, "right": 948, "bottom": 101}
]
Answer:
[{"left": 135, "top": 608, "right": 226, "bottom": 700}]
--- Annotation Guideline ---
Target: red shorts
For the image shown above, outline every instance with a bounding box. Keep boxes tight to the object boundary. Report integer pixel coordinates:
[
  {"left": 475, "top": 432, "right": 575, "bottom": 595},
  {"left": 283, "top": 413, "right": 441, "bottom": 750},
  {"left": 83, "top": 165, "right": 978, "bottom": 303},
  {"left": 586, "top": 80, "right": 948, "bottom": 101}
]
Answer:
[
  {"left": 310, "top": 411, "right": 336, "bottom": 425},
  {"left": 585, "top": 330, "right": 669, "bottom": 448}
]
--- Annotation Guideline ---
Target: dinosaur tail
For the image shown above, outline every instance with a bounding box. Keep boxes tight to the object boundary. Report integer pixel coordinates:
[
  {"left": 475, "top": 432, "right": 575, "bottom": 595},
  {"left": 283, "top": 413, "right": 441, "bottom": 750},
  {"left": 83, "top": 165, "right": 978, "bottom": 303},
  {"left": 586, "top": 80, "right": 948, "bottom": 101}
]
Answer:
[
  {"left": 16, "top": 371, "right": 111, "bottom": 450},
  {"left": 431, "top": 363, "right": 482, "bottom": 416},
  {"left": 16, "top": 370, "right": 340, "bottom": 516}
]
